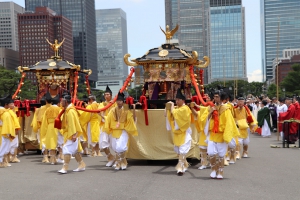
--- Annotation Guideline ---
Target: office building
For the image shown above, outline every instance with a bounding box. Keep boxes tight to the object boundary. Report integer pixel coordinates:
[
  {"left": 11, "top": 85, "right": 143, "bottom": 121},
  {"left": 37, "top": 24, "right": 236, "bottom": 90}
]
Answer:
[
  {"left": 165, "top": 0, "right": 210, "bottom": 83},
  {"left": 0, "top": 2, "right": 25, "bottom": 51},
  {"left": 95, "top": 9, "right": 128, "bottom": 94},
  {"left": 0, "top": 48, "right": 19, "bottom": 70},
  {"left": 275, "top": 54, "right": 300, "bottom": 84},
  {"left": 208, "top": 0, "right": 247, "bottom": 82},
  {"left": 272, "top": 48, "right": 300, "bottom": 83},
  {"left": 25, "top": 0, "right": 98, "bottom": 82},
  {"left": 261, "top": 0, "right": 300, "bottom": 81}
]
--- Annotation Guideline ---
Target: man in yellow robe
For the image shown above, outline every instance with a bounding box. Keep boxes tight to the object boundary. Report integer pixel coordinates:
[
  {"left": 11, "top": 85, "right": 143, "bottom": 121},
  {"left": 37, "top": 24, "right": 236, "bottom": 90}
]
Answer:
[
  {"left": 0, "top": 95, "right": 15, "bottom": 168},
  {"left": 99, "top": 85, "right": 116, "bottom": 167},
  {"left": 8, "top": 99, "right": 21, "bottom": 163},
  {"left": 225, "top": 96, "right": 240, "bottom": 164},
  {"left": 58, "top": 95, "right": 86, "bottom": 174},
  {"left": 35, "top": 96, "right": 51, "bottom": 163},
  {"left": 104, "top": 92, "right": 138, "bottom": 170},
  {"left": 190, "top": 103, "right": 210, "bottom": 170},
  {"left": 207, "top": 91, "right": 238, "bottom": 179},
  {"left": 234, "top": 96, "right": 257, "bottom": 158},
  {"left": 40, "top": 93, "right": 61, "bottom": 164},
  {"left": 80, "top": 95, "right": 101, "bottom": 157},
  {"left": 52, "top": 95, "right": 64, "bottom": 163},
  {"left": 166, "top": 88, "right": 192, "bottom": 176}
]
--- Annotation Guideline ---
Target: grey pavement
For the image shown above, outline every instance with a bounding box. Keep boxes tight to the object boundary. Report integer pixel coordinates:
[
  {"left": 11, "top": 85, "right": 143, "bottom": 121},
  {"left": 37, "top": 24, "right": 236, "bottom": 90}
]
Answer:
[{"left": 0, "top": 132, "right": 299, "bottom": 200}]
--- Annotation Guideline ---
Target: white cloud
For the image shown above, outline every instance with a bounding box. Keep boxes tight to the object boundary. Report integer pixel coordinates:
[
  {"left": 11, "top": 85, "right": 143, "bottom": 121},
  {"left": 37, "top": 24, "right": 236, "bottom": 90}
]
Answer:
[{"left": 247, "top": 69, "right": 263, "bottom": 82}]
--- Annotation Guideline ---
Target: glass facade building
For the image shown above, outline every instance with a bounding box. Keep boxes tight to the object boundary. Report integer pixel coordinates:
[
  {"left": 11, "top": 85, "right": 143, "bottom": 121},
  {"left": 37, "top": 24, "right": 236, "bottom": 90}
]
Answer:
[
  {"left": 95, "top": 9, "right": 128, "bottom": 95},
  {"left": 208, "top": 0, "right": 246, "bottom": 82},
  {"left": 0, "top": 2, "right": 24, "bottom": 51},
  {"left": 25, "top": 0, "right": 98, "bottom": 82},
  {"left": 261, "top": 0, "right": 300, "bottom": 81},
  {"left": 165, "top": 0, "right": 210, "bottom": 84}
]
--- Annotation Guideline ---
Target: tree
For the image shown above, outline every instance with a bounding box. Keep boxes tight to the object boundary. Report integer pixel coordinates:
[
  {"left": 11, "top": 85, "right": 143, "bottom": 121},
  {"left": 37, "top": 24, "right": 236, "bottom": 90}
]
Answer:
[
  {"left": 203, "top": 80, "right": 263, "bottom": 98},
  {"left": 0, "top": 65, "right": 38, "bottom": 100},
  {"left": 0, "top": 66, "right": 20, "bottom": 97},
  {"left": 267, "top": 83, "right": 282, "bottom": 98},
  {"left": 19, "top": 80, "right": 38, "bottom": 100},
  {"left": 128, "top": 85, "right": 143, "bottom": 100},
  {"left": 281, "top": 63, "right": 300, "bottom": 96}
]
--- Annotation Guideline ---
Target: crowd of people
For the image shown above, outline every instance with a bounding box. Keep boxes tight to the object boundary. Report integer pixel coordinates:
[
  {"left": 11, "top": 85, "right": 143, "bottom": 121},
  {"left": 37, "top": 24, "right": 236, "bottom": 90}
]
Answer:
[
  {"left": 0, "top": 85, "right": 298, "bottom": 180},
  {"left": 234, "top": 95, "right": 299, "bottom": 143}
]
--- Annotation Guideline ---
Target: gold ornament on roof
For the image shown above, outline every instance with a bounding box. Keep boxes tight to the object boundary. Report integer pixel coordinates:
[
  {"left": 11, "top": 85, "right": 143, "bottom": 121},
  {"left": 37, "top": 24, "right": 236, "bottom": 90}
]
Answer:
[
  {"left": 49, "top": 62, "right": 56, "bottom": 67},
  {"left": 45, "top": 38, "right": 65, "bottom": 57},
  {"left": 158, "top": 49, "right": 169, "bottom": 57},
  {"left": 124, "top": 54, "right": 138, "bottom": 67},
  {"left": 160, "top": 24, "right": 179, "bottom": 43}
]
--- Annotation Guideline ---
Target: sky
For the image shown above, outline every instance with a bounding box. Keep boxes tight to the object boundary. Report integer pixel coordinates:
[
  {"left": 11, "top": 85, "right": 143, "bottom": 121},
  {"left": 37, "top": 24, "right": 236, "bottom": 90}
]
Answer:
[{"left": 1, "top": 0, "right": 262, "bottom": 82}]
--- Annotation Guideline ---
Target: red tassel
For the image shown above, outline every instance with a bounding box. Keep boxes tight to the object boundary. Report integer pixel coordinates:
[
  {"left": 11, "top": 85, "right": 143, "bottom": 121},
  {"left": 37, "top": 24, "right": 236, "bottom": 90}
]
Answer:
[
  {"left": 54, "top": 118, "right": 62, "bottom": 129},
  {"left": 212, "top": 110, "right": 219, "bottom": 133},
  {"left": 54, "top": 109, "right": 65, "bottom": 129},
  {"left": 126, "top": 96, "right": 134, "bottom": 105},
  {"left": 24, "top": 100, "right": 30, "bottom": 117},
  {"left": 256, "top": 127, "right": 262, "bottom": 135},
  {"left": 244, "top": 106, "right": 254, "bottom": 123},
  {"left": 191, "top": 96, "right": 200, "bottom": 111},
  {"left": 139, "top": 95, "right": 148, "bottom": 126}
]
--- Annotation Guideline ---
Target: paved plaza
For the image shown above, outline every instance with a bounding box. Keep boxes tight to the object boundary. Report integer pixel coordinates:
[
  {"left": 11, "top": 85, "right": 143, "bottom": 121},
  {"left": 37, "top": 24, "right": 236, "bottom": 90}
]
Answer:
[{"left": 1, "top": 132, "right": 299, "bottom": 200}]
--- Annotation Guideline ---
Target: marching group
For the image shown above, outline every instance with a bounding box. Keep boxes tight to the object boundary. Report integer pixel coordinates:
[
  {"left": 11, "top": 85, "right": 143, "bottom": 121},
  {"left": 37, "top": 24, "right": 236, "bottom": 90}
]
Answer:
[
  {"left": 0, "top": 86, "right": 138, "bottom": 173},
  {"left": 0, "top": 85, "right": 298, "bottom": 179}
]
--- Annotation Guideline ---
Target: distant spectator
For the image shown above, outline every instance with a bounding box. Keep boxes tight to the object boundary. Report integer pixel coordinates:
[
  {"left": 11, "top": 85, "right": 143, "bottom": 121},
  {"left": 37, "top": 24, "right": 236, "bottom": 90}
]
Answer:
[
  {"left": 279, "top": 97, "right": 298, "bottom": 144},
  {"left": 277, "top": 97, "right": 288, "bottom": 117},
  {"left": 252, "top": 101, "right": 259, "bottom": 111},
  {"left": 257, "top": 100, "right": 271, "bottom": 137},
  {"left": 246, "top": 99, "right": 253, "bottom": 111},
  {"left": 269, "top": 97, "right": 277, "bottom": 132}
]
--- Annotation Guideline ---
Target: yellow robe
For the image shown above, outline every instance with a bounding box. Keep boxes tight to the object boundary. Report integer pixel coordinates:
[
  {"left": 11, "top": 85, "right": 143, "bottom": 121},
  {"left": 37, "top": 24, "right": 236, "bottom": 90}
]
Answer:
[
  {"left": 98, "top": 101, "right": 116, "bottom": 128},
  {"left": 0, "top": 108, "right": 15, "bottom": 145},
  {"left": 104, "top": 107, "right": 138, "bottom": 139},
  {"left": 8, "top": 109, "right": 21, "bottom": 131},
  {"left": 31, "top": 108, "right": 40, "bottom": 133},
  {"left": 226, "top": 102, "right": 234, "bottom": 116},
  {"left": 226, "top": 103, "right": 240, "bottom": 143},
  {"left": 61, "top": 105, "right": 83, "bottom": 151},
  {"left": 194, "top": 106, "right": 210, "bottom": 147},
  {"left": 79, "top": 102, "right": 100, "bottom": 143},
  {"left": 36, "top": 104, "right": 51, "bottom": 149},
  {"left": 234, "top": 107, "right": 257, "bottom": 139},
  {"left": 167, "top": 105, "right": 192, "bottom": 146},
  {"left": 209, "top": 104, "right": 237, "bottom": 143},
  {"left": 40, "top": 105, "right": 61, "bottom": 149}
]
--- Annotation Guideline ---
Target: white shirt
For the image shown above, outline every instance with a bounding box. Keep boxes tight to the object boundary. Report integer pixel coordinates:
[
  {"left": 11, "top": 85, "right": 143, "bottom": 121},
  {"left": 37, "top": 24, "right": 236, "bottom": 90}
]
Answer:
[
  {"left": 252, "top": 104, "right": 258, "bottom": 111},
  {"left": 277, "top": 104, "right": 288, "bottom": 118}
]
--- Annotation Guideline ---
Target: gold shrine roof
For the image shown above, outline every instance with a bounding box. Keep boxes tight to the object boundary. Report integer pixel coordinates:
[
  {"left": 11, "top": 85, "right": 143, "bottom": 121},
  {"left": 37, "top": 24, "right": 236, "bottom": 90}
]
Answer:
[
  {"left": 135, "top": 44, "right": 192, "bottom": 63},
  {"left": 17, "top": 58, "right": 87, "bottom": 73},
  {"left": 124, "top": 43, "right": 210, "bottom": 68}
]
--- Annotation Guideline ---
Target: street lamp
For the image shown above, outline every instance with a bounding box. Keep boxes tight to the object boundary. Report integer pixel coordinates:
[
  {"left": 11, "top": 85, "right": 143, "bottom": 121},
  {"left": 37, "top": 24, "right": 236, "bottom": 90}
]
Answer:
[{"left": 282, "top": 88, "right": 285, "bottom": 98}]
